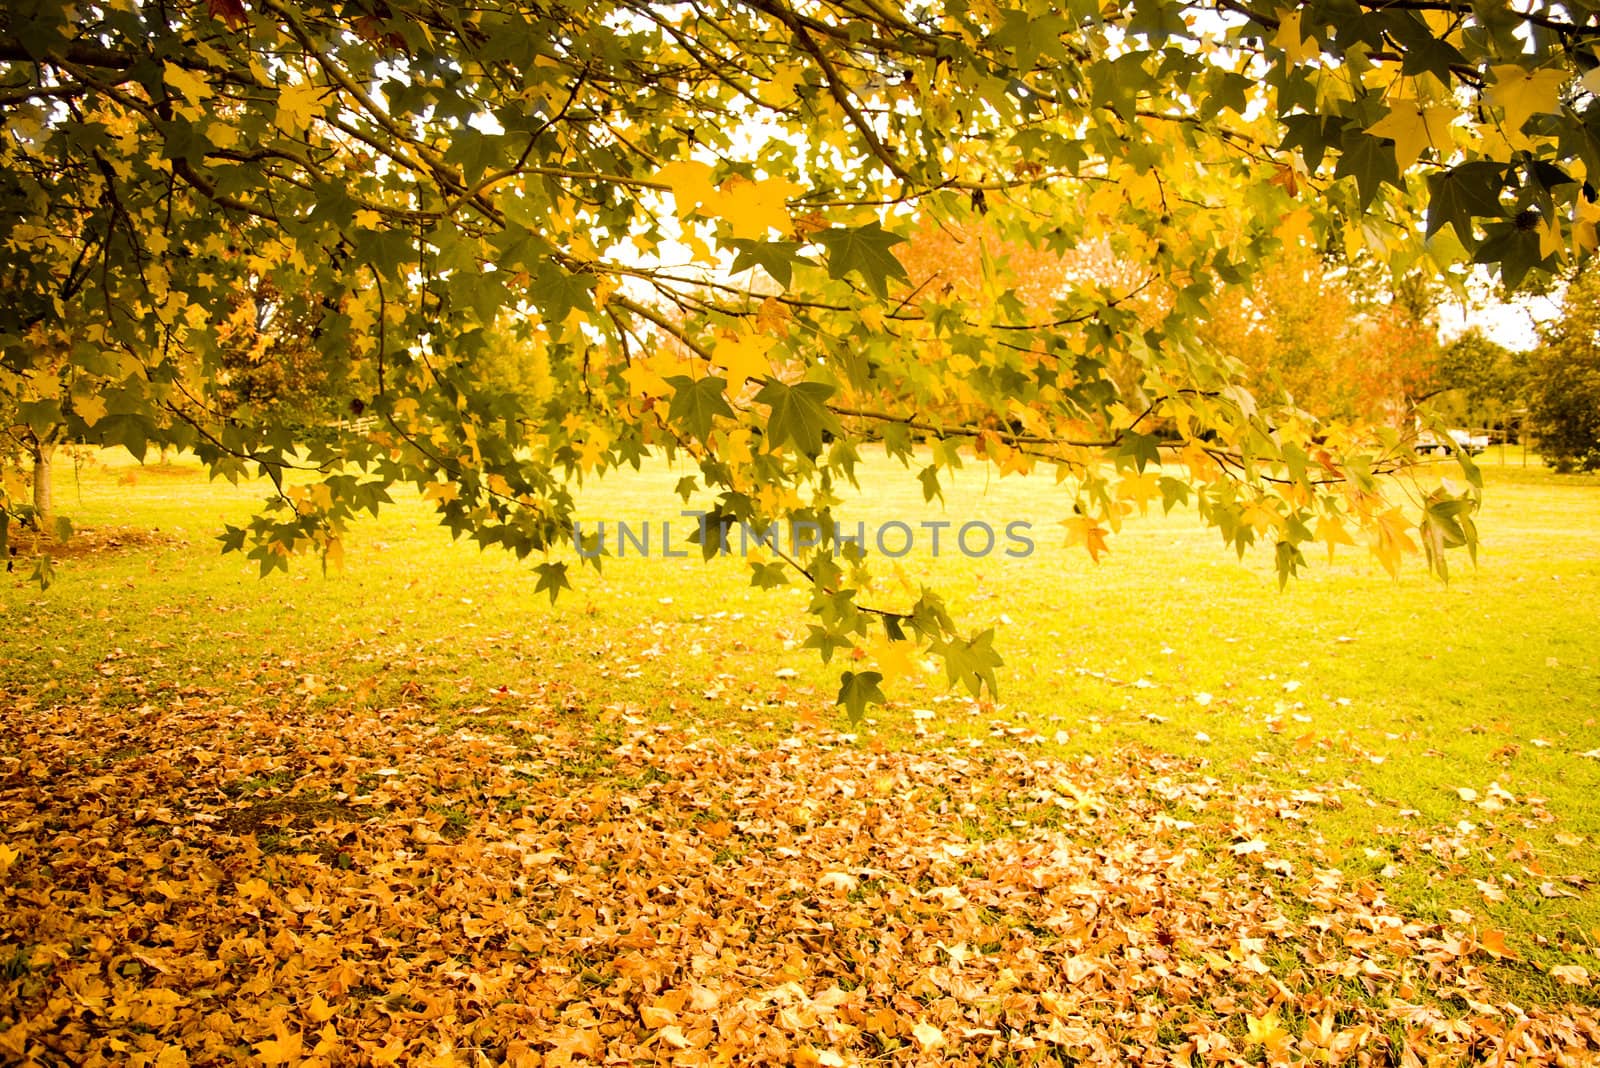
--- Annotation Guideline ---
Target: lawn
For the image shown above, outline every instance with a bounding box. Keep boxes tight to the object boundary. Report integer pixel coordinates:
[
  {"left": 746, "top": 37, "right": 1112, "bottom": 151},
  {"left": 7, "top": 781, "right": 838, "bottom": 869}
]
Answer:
[{"left": 2, "top": 447, "right": 1598, "bottom": 1065}]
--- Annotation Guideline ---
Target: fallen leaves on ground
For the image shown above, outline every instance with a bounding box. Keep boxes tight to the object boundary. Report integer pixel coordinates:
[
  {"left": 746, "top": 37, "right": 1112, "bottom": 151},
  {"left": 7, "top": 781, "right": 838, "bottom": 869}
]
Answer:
[{"left": 2, "top": 694, "right": 1598, "bottom": 1066}]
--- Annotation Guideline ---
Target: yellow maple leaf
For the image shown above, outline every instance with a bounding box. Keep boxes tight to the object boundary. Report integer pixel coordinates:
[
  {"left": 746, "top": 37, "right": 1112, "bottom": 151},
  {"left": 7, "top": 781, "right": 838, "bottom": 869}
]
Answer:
[
  {"left": 1574, "top": 196, "right": 1600, "bottom": 254},
  {"left": 1273, "top": 9, "right": 1318, "bottom": 64},
  {"left": 1478, "top": 927, "right": 1515, "bottom": 958},
  {"left": 657, "top": 160, "right": 717, "bottom": 219},
  {"left": 1539, "top": 215, "right": 1564, "bottom": 261},
  {"left": 153, "top": 1044, "right": 189, "bottom": 1068},
  {"left": 1315, "top": 514, "right": 1356, "bottom": 562},
  {"left": 1062, "top": 515, "right": 1110, "bottom": 563},
  {"left": 1487, "top": 66, "right": 1568, "bottom": 134},
  {"left": 620, "top": 359, "right": 669, "bottom": 399},
  {"left": 640, "top": 1004, "right": 676, "bottom": 1028},
  {"left": 255, "top": 1028, "right": 304, "bottom": 1065},
  {"left": 71, "top": 388, "right": 108, "bottom": 428},
  {"left": 164, "top": 62, "right": 213, "bottom": 106},
  {"left": 706, "top": 175, "right": 802, "bottom": 240},
  {"left": 575, "top": 433, "right": 610, "bottom": 471},
  {"left": 276, "top": 81, "right": 323, "bottom": 135},
  {"left": 1116, "top": 468, "right": 1162, "bottom": 515},
  {"left": 1180, "top": 439, "right": 1221, "bottom": 483},
  {"left": 1275, "top": 207, "right": 1315, "bottom": 247},
  {"left": 1367, "top": 100, "right": 1457, "bottom": 169},
  {"left": 1370, "top": 506, "right": 1418, "bottom": 578},
  {"left": 422, "top": 481, "right": 459, "bottom": 505},
  {"left": 712, "top": 330, "right": 774, "bottom": 392},
  {"left": 763, "top": 63, "right": 806, "bottom": 108},
  {"left": 911, "top": 1021, "right": 945, "bottom": 1051},
  {"left": 306, "top": 994, "right": 338, "bottom": 1023},
  {"left": 1245, "top": 1010, "right": 1287, "bottom": 1049},
  {"left": 869, "top": 634, "right": 920, "bottom": 684}
]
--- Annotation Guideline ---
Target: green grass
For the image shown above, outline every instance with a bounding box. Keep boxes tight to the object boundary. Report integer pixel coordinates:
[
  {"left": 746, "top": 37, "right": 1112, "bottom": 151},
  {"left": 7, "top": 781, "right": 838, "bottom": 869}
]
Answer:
[{"left": 5, "top": 446, "right": 1599, "bottom": 1000}]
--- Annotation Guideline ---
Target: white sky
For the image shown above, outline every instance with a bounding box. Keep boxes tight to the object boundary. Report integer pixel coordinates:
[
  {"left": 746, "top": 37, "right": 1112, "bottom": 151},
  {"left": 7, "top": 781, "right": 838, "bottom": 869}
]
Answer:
[{"left": 1435, "top": 273, "right": 1564, "bottom": 351}]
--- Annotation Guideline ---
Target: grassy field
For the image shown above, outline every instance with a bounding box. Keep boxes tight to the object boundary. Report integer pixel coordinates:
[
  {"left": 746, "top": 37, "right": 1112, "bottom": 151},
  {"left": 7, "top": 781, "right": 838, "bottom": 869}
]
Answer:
[{"left": 4, "top": 446, "right": 1599, "bottom": 1057}]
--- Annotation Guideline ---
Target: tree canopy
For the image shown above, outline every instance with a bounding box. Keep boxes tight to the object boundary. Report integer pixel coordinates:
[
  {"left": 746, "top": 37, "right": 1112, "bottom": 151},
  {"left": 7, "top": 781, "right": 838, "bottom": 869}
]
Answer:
[
  {"left": 1530, "top": 268, "right": 1600, "bottom": 472},
  {"left": 4, "top": 0, "right": 1597, "bottom": 712}
]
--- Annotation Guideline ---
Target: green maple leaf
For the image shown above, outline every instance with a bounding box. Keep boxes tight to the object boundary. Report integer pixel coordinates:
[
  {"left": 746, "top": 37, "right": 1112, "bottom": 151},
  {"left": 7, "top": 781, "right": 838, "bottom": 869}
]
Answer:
[
  {"left": 804, "top": 623, "right": 855, "bottom": 664},
  {"left": 837, "top": 669, "right": 886, "bottom": 722},
  {"left": 812, "top": 223, "right": 909, "bottom": 299},
  {"left": 726, "top": 239, "right": 814, "bottom": 288},
  {"left": 665, "top": 375, "right": 733, "bottom": 443},
  {"left": 1473, "top": 222, "right": 1545, "bottom": 289},
  {"left": 1334, "top": 129, "right": 1403, "bottom": 208},
  {"left": 990, "top": 10, "right": 1070, "bottom": 70},
  {"left": 533, "top": 560, "right": 571, "bottom": 604},
  {"left": 754, "top": 379, "right": 840, "bottom": 457},
  {"left": 935, "top": 629, "right": 1003, "bottom": 698},
  {"left": 1425, "top": 162, "right": 1506, "bottom": 241},
  {"left": 1117, "top": 431, "right": 1162, "bottom": 473},
  {"left": 750, "top": 561, "right": 789, "bottom": 589}
]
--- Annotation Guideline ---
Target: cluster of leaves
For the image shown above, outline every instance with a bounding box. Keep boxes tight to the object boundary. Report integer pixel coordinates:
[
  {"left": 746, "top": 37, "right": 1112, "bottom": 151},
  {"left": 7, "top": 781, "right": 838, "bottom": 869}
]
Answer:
[
  {"left": 9, "top": 0, "right": 1600, "bottom": 709},
  {"left": 4, "top": 689, "right": 1599, "bottom": 1065}
]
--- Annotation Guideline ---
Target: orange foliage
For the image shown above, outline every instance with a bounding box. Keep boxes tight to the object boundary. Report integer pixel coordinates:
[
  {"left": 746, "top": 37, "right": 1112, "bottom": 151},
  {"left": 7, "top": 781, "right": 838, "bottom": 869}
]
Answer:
[{"left": 1200, "top": 251, "right": 1439, "bottom": 425}]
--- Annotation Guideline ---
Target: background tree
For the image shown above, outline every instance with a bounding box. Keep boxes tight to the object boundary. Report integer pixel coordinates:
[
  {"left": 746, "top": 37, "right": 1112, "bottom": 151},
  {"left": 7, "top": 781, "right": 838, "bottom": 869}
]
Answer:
[
  {"left": 212, "top": 275, "right": 356, "bottom": 424},
  {"left": 1432, "top": 329, "right": 1530, "bottom": 442},
  {"left": 7, "top": 0, "right": 1598, "bottom": 711},
  {"left": 1197, "top": 249, "right": 1442, "bottom": 427},
  {"left": 1529, "top": 270, "right": 1600, "bottom": 473}
]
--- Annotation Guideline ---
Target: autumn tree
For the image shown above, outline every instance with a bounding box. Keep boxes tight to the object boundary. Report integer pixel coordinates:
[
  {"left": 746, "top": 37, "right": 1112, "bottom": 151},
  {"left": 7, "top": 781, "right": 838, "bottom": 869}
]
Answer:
[
  {"left": 5, "top": 0, "right": 1598, "bottom": 711},
  {"left": 1196, "top": 248, "right": 1443, "bottom": 428}
]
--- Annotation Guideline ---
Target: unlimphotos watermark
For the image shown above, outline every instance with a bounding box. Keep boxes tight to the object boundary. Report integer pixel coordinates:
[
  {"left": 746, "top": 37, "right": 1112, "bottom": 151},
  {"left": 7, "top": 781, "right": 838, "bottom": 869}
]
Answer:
[{"left": 570, "top": 512, "right": 1036, "bottom": 559}]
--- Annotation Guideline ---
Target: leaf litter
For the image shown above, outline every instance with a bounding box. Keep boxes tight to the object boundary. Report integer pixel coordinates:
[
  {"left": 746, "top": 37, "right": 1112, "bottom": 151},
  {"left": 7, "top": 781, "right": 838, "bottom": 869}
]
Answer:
[{"left": 2, "top": 692, "right": 1598, "bottom": 1066}]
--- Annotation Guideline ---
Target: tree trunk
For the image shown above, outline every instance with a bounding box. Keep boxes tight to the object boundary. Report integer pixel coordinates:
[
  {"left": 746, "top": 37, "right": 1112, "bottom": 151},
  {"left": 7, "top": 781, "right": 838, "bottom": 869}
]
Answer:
[{"left": 31, "top": 439, "right": 54, "bottom": 532}]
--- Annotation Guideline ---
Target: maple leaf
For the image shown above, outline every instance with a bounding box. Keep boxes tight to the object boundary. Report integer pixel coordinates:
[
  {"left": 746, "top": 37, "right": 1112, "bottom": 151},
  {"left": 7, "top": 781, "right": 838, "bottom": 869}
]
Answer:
[
  {"left": 754, "top": 379, "right": 839, "bottom": 457},
  {"left": 207, "top": 0, "right": 248, "bottom": 27},
  {"left": 620, "top": 358, "right": 670, "bottom": 399},
  {"left": 255, "top": 1024, "right": 304, "bottom": 1065},
  {"left": 657, "top": 1025, "right": 692, "bottom": 1049},
  {"left": 727, "top": 239, "right": 814, "bottom": 288},
  {"left": 640, "top": 1005, "right": 675, "bottom": 1027},
  {"left": 275, "top": 81, "right": 322, "bottom": 135},
  {"left": 163, "top": 62, "right": 214, "bottom": 106},
  {"left": 658, "top": 160, "right": 718, "bottom": 218},
  {"left": 934, "top": 629, "right": 1003, "bottom": 697},
  {"left": 1245, "top": 1011, "right": 1287, "bottom": 1049},
  {"left": 1315, "top": 515, "right": 1356, "bottom": 562},
  {"left": 812, "top": 223, "right": 910, "bottom": 299},
  {"left": 1272, "top": 9, "right": 1318, "bottom": 63},
  {"left": 1487, "top": 66, "right": 1569, "bottom": 134},
  {"left": 534, "top": 561, "right": 572, "bottom": 603},
  {"left": 706, "top": 175, "right": 802, "bottom": 240},
  {"left": 836, "top": 670, "right": 885, "bottom": 721},
  {"left": 1062, "top": 515, "right": 1110, "bottom": 562},
  {"left": 711, "top": 331, "right": 774, "bottom": 393},
  {"left": 1367, "top": 100, "right": 1456, "bottom": 169},
  {"left": 665, "top": 375, "right": 733, "bottom": 443},
  {"left": 1478, "top": 928, "right": 1515, "bottom": 958}
]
